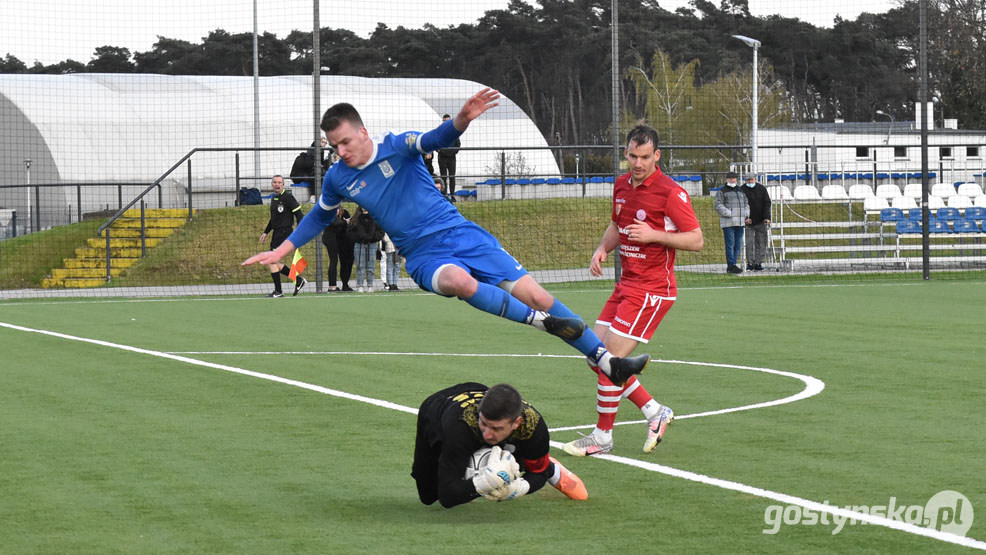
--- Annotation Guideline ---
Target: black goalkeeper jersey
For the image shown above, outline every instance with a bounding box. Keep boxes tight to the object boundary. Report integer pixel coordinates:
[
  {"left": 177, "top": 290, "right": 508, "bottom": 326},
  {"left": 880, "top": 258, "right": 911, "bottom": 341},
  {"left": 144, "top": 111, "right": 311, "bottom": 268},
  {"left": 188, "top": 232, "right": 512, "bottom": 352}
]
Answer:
[{"left": 417, "top": 382, "right": 551, "bottom": 506}]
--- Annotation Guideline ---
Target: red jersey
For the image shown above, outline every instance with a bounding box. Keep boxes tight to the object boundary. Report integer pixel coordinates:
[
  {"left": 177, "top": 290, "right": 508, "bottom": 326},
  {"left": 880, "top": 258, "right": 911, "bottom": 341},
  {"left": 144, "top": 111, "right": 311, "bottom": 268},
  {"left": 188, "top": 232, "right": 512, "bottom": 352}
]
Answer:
[{"left": 611, "top": 167, "right": 700, "bottom": 297}]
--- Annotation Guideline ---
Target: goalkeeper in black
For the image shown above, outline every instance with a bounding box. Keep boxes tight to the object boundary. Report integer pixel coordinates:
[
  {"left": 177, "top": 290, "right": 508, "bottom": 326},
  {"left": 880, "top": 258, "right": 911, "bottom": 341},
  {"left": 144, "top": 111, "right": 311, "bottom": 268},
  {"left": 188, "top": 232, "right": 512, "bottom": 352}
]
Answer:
[
  {"left": 259, "top": 175, "right": 306, "bottom": 297},
  {"left": 412, "top": 382, "right": 587, "bottom": 508}
]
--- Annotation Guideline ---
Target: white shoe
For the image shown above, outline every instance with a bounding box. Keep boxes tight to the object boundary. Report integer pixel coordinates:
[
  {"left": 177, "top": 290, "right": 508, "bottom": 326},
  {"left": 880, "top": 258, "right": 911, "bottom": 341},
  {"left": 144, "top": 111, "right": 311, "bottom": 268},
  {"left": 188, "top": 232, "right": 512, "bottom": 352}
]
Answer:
[
  {"left": 643, "top": 406, "right": 674, "bottom": 453},
  {"left": 562, "top": 433, "right": 613, "bottom": 457},
  {"left": 357, "top": 286, "right": 365, "bottom": 293}
]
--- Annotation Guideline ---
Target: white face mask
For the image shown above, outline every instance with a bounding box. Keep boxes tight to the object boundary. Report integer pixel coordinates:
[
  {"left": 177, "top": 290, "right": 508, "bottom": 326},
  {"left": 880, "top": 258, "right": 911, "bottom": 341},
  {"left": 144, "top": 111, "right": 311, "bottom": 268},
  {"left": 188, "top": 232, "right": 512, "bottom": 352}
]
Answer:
[{"left": 726, "top": 180, "right": 738, "bottom": 187}]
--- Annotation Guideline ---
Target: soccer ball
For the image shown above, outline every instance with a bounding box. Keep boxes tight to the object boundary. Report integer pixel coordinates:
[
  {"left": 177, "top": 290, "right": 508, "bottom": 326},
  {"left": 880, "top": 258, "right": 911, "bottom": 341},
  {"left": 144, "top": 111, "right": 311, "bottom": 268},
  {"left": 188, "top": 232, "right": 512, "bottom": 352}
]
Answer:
[{"left": 463, "top": 446, "right": 494, "bottom": 479}]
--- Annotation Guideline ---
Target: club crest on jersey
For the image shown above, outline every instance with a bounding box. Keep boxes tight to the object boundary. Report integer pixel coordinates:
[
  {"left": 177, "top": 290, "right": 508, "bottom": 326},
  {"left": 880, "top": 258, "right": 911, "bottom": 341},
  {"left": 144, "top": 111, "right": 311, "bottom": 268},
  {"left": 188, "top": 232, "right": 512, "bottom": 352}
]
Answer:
[
  {"left": 678, "top": 191, "right": 689, "bottom": 203},
  {"left": 277, "top": 205, "right": 284, "bottom": 213},
  {"left": 378, "top": 160, "right": 395, "bottom": 178},
  {"left": 636, "top": 209, "right": 646, "bottom": 221},
  {"left": 616, "top": 205, "right": 622, "bottom": 216},
  {"left": 405, "top": 133, "right": 418, "bottom": 148}
]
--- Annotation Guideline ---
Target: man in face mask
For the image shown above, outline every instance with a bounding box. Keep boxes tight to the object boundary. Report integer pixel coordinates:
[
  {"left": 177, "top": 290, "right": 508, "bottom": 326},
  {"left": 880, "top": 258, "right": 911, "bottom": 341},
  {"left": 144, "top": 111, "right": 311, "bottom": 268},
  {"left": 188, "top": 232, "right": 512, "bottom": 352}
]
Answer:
[
  {"left": 742, "top": 174, "right": 771, "bottom": 271},
  {"left": 713, "top": 171, "right": 750, "bottom": 274}
]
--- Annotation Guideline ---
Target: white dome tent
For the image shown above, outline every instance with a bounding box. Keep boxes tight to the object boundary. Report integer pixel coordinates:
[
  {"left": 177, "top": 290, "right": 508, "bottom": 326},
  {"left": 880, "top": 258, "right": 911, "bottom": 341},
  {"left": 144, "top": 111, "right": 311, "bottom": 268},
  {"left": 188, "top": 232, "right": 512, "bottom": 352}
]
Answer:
[{"left": 0, "top": 73, "right": 559, "bottom": 229}]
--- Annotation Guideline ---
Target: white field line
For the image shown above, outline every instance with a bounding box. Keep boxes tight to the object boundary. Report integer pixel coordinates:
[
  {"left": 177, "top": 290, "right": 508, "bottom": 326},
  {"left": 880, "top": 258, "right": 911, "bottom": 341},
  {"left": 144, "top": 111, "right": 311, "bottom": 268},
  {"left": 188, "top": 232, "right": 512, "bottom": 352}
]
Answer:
[
  {"left": 169, "top": 351, "right": 825, "bottom": 428},
  {"left": 2, "top": 320, "right": 983, "bottom": 551}
]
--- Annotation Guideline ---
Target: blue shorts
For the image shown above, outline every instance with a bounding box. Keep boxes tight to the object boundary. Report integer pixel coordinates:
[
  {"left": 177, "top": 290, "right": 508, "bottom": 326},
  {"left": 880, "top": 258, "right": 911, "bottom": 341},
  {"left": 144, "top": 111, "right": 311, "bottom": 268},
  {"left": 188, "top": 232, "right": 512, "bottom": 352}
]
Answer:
[{"left": 403, "top": 222, "right": 528, "bottom": 294}]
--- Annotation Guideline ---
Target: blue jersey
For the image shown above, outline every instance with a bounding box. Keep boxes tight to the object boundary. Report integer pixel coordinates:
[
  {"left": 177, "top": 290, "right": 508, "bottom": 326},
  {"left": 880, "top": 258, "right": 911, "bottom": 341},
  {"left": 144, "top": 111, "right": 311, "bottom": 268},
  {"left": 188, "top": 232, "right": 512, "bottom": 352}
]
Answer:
[{"left": 288, "top": 120, "right": 466, "bottom": 255}]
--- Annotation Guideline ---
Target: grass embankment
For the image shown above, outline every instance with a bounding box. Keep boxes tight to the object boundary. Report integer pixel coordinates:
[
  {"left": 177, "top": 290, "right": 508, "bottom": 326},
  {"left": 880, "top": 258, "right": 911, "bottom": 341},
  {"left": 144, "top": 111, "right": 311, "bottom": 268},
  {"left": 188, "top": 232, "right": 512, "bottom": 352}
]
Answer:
[{"left": 3, "top": 198, "right": 983, "bottom": 289}]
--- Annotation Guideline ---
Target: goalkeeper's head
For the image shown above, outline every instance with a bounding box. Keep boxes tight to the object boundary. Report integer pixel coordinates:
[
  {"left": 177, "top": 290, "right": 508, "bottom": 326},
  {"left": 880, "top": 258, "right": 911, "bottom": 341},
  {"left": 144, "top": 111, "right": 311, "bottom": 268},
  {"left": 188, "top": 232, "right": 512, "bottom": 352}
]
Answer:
[{"left": 478, "top": 384, "right": 524, "bottom": 445}]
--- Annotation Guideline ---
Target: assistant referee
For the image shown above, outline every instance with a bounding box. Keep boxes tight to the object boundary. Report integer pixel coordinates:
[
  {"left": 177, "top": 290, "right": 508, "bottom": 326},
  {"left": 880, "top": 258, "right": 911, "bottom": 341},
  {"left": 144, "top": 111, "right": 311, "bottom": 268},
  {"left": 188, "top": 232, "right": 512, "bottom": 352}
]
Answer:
[{"left": 259, "top": 175, "right": 306, "bottom": 297}]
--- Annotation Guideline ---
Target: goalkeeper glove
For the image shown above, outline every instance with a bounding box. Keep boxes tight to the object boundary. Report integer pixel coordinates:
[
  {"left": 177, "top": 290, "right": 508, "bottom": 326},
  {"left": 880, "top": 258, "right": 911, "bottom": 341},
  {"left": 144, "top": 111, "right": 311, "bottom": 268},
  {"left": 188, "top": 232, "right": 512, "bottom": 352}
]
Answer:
[
  {"left": 472, "top": 446, "right": 517, "bottom": 496},
  {"left": 486, "top": 478, "right": 529, "bottom": 502}
]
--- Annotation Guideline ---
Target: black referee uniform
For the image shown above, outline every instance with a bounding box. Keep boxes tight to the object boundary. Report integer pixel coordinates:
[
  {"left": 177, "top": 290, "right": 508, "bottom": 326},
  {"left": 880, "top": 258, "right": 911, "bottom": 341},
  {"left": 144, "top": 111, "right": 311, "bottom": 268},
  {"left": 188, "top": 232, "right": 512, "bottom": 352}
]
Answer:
[
  {"left": 263, "top": 189, "right": 304, "bottom": 295},
  {"left": 411, "top": 382, "right": 552, "bottom": 508}
]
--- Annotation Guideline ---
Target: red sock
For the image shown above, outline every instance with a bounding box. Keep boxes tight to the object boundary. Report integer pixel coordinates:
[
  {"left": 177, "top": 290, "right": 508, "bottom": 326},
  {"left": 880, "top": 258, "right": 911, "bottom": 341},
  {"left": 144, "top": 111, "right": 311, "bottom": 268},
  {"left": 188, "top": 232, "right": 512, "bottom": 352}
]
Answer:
[
  {"left": 591, "top": 366, "right": 621, "bottom": 431},
  {"left": 623, "top": 376, "right": 655, "bottom": 409}
]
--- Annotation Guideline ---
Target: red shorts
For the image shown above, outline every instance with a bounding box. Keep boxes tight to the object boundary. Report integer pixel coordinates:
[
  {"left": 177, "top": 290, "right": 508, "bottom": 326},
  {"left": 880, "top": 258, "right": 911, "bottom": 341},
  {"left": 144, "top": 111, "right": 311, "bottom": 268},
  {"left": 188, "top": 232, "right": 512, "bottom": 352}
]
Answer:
[{"left": 595, "top": 282, "right": 675, "bottom": 343}]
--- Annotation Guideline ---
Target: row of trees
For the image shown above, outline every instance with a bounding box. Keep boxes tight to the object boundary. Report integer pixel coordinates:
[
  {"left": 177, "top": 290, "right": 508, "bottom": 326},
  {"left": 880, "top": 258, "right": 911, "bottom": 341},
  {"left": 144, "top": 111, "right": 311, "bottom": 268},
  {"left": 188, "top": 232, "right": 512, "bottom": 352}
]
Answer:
[{"left": 3, "top": 0, "right": 984, "bottom": 147}]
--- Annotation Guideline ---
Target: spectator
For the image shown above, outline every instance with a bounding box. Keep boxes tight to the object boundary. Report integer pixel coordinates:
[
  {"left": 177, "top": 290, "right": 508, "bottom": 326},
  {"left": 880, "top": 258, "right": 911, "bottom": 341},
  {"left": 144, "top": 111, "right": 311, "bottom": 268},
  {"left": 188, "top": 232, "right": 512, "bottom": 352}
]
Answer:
[
  {"left": 258, "top": 175, "right": 306, "bottom": 297},
  {"left": 423, "top": 151, "right": 436, "bottom": 176},
  {"left": 347, "top": 206, "right": 385, "bottom": 292},
  {"left": 714, "top": 171, "right": 750, "bottom": 274},
  {"left": 290, "top": 137, "right": 329, "bottom": 203},
  {"left": 321, "top": 205, "right": 352, "bottom": 292},
  {"left": 742, "top": 174, "right": 771, "bottom": 271},
  {"left": 380, "top": 232, "right": 402, "bottom": 291},
  {"left": 437, "top": 114, "right": 461, "bottom": 202}
]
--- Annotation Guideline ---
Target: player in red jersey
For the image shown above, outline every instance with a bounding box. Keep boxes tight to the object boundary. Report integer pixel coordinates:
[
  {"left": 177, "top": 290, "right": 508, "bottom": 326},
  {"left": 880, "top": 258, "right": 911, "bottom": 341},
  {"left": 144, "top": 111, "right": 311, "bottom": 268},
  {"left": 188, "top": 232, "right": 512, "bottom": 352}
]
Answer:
[{"left": 563, "top": 124, "right": 704, "bottom": 456}]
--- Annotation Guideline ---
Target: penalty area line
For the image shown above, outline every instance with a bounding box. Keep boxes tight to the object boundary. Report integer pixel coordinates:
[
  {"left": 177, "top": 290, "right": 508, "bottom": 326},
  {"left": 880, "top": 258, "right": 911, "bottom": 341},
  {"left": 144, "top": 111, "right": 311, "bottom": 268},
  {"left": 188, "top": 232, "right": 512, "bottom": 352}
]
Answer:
[{"left": 3, "top": 320, "right": 980, "bottom": 550}]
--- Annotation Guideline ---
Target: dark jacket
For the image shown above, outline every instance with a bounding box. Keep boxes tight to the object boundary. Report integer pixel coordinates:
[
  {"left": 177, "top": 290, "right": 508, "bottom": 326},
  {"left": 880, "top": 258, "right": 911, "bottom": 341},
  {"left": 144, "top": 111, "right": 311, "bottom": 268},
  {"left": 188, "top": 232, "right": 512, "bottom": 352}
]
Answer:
[
  {"left": 321, "top": 208, "right": 351, "bottom": 250},
  {"left": 437, "top": 137, "right": 460, "bottom": 161},
  {"left": 346, "top": 210, "right": 385, "bottom": 245},
  {"left": 290, "top": 141, "right": 329, "bottom": 184},
  {"left": 743, "top": 182, "right": 772, "bottom": 225}
]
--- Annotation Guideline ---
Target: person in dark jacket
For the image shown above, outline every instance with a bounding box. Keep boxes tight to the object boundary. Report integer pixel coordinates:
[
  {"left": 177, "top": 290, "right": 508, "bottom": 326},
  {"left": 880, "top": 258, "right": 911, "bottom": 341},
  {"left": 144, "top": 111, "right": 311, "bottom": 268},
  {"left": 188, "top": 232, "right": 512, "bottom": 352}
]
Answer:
[
  {"left": 321, "top": 205, "right": 353, "bottom": 291},
  {"left": 713, "top": 171, "right": 750, "bottom": 274},
  {"left": 742, "top": 174, "right": 772, "bottom": 271},
  {"left": 346, "top": 206, "right": 385, "bottom": 292},
  {"left": 290, "top": 137, "right": 329, "bottom": 186},
  {"left": 437, "top": 114, "right": 461, "bottom": 202},
  {"left": 259, "top": 175, "right": 306, "bottom": 297}
]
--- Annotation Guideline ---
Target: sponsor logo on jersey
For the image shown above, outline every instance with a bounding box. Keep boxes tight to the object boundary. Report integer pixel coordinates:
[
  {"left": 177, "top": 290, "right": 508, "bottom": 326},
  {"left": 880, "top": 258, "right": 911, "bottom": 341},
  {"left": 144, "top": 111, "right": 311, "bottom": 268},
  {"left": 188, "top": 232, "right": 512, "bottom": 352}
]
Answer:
[
  {"left": 379, "top": 160, "right": 395, "bottom": 178},
  {"left": 614, "top": 316, "right": 631, "bottom": 326},
  {"left": 405, "top": 133, "right": 418, "bottom": 148}
]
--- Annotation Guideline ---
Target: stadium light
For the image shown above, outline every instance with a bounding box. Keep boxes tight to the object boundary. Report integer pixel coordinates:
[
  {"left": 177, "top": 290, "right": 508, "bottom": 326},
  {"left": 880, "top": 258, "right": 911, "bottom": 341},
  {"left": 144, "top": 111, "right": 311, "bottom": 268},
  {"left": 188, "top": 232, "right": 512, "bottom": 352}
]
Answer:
[
  {"left": 876, "top": 109, "right": 894, "bottom": 145},
  {"left": 732, "top": 35, "right": 760, "bottom": 177}
]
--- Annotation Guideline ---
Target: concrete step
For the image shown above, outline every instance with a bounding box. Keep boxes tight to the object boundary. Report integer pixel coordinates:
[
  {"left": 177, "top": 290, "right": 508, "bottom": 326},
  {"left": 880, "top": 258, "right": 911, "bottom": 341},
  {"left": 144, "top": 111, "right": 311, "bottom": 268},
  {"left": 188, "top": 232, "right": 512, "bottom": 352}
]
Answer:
[
  {"left": 109, "top": 218, "right": 187, "bottom": 230},
  {"left": 122, "top": 208, "right": 195, "bottom": 219},
  {"left": 87, "top": 237, "right": 163, "bottom": 249},
  {"left": 99, "top": 228, "right": 175, "bottom": 239},
  {"left": 63, "top": 258, "right": 137, "bottom": 270},
  {"left": 42, "top": 277, "right": 107, "bottom": 289},
  {"left": 51, "top": 267, "right": 124, "bottom": 280},
  {"left": 75, "top": 247, "right": 142, "bottom": 259}
]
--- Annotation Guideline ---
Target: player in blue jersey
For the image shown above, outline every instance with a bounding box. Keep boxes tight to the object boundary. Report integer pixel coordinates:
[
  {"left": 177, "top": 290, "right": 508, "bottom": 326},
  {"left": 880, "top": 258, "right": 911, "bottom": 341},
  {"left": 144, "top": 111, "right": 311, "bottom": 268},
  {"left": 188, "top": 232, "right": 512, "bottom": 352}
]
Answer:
[{"left": 242, "top": 88, "right": 648, "bottom": 384}]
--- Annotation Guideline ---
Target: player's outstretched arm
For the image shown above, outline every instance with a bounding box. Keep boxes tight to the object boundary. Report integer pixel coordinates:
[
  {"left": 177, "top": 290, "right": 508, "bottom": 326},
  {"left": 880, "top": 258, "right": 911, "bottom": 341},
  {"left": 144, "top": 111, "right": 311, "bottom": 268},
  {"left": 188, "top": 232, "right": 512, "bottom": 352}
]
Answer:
[
  {"left": 242, "top": 239, "right": 295, "bottom": 267},
  {"left": 452, "top": 88, "right": 500, "bottom": 132}
]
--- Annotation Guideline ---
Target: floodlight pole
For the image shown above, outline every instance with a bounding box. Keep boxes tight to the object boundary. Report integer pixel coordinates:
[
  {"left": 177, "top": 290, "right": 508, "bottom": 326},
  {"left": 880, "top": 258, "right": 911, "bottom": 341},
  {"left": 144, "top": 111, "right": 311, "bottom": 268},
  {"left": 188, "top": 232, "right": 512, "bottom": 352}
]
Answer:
[
  {"left": 732, "top": 35, "right": 760, "bottom": 177},
  {"left": 253, "top": 0, "right": 261, "bottom": 181},
  {"left": 876, "top": 110, "right": 894, "bottom": 145}
]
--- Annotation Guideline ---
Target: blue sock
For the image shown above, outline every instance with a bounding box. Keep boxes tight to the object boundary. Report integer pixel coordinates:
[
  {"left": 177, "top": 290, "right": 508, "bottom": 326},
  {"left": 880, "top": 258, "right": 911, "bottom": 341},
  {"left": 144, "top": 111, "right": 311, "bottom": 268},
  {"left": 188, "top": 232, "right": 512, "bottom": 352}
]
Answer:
[
  {"left": 546, "top": 299, "right": 608, "bottom": 363},
  {"left": 463, "top": 282, "right": 536, "bottom": 324}
]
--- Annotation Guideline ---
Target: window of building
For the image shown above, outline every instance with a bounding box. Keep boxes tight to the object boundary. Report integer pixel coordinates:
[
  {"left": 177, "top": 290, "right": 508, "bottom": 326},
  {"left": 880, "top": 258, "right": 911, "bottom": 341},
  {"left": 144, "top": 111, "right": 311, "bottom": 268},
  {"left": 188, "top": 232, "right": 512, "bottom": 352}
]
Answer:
[
  {"left": 856, "top": 146, "right": 870, "bottom": 158},
  {"left": 894, "top": 146, "right": 908, "bottom": 159},
  {"left": 967, "top": 146, "right": 980, "bottom": 159},
  {"left": 940, "top": 146, "right": 953, "bottom": 159}
]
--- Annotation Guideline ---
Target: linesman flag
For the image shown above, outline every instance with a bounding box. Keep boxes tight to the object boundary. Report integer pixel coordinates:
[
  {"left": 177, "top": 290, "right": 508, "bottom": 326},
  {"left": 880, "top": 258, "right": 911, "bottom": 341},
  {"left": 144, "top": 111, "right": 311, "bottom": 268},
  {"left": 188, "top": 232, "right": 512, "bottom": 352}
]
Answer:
[{"left": 288, "top": 249, "right": 307, "bottom": 282}]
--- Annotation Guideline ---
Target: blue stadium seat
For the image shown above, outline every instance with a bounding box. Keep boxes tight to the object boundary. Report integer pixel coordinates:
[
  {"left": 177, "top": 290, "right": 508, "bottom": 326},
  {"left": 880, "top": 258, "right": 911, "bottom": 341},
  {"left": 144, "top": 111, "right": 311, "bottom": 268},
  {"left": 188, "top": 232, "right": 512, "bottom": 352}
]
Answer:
[
  {"left": 767, "top": 174, "right": 779, "bottom": 181},
  {"left": 531, "top": 178, "right": 546, "bottom": 185},
  {"left": 817, "top": 173, "right": 829, "bottom": 181},
  {"left": 504, "top": 178, "right": 517, "bottom": 185},
  {"left": 896, "top": 220, "right": 921, "bottom": 234},
  {"left": 546, "top": 177, "right": 561, "bottom": 185},
  {"left": 485, "top": 179, "right": 502, "bottom": 186},
  {"left": 964, "top": 206, "right": 986, "bottom": 220},
  {"left": 689, "top": 175, "right": 703, "bottom": 181},
  {"left": 937, "top": 207, "right": 962, "bottom": 221},
  {"left": 952, "top": 219, "right": 979, "bottom": 233},
  {"left": 929, "top": 220, "right": 951, "bottom": 233},
  {"left": 907, "top": 208, "right": 932, "bottom": 221},
  {"left": 782, "top": 174, "right": 796, "bottom": 181},
  {"left": 845, "top": 173, "right": 857, "bottom": 179},
  {"left": 891, "top": 172, "right": 905, "bottom": 179},
  {"left": 454, "top": 189, "right": 477, "bottom": 197},
  {"left": 797, "top": 173, "right": 808, "bottom": 181},
  {"left": 880, "top": 208, "right": 905, "bottom": 222},
  {"left": 560, "top": 177, "right": 576, "bottom": 184},
  {"left": 515, "top": 178, "right": 531, "bottom": 185},
  {"left": 860, "top": 172, "right": 874, "bottom": 179},
  {"left": 876, "top": 172, "right": 890, "bottom": 180},
  {"left": 588, "top": 176, "right": 604, "bottom": 183},
  {"left": 604, "top": 176, "right": 615, "bottom": 183}
]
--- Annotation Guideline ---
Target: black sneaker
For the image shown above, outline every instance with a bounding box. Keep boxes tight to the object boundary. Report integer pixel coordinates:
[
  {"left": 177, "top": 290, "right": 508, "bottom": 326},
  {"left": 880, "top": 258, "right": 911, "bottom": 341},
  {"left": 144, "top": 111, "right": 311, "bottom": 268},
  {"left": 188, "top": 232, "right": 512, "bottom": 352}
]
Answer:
[
  {"left": 341, "top": 285, "right": 354, "bottom": 292},
  {"left": 726, "top": 265, "right": 742, "bottom": 274},
  {"left": 293, "top": 276, "right": 307, "bottom": 296},
  {"left": 542, "top": 315, "right": 586, "bottom": 341},
  {"left": 389, "top": 284, "right": 399, "bottom": 291},
  {"left": 267, "top": 291, "right": 284, "bottom": 298},
  {"left": 608, "top": 353, "right": 650, "bottom": 386},
  {"left": 754, "top": 264, "right": 763, "bottom": 271}
]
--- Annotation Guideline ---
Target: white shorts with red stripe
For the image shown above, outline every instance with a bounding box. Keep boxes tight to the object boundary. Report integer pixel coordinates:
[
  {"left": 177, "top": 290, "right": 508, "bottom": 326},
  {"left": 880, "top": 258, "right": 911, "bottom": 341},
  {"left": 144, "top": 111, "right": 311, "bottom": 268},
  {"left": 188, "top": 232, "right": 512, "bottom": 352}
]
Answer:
[{"left": 595, "top": 282, "right": 675, "bottom": 343}]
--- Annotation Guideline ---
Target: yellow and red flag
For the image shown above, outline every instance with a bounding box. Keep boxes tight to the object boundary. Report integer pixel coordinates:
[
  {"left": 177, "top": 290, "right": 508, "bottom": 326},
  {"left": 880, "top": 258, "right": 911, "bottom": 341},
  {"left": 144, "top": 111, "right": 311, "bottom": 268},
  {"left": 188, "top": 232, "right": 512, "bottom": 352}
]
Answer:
[{"left": 288, "top": 249, "right": 307, "bottom": 282}]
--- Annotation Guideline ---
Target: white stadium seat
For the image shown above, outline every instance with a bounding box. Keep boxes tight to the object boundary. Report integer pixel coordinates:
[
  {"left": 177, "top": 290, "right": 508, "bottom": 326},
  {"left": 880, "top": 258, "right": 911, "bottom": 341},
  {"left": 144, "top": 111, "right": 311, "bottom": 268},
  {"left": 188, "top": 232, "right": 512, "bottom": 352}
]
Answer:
[
  {"left": 863, "top": 196, "right": 890, "bottom": 212},
  {"left": 947, "top": 194, "right": 972, "bottom": 209},
  {"left": 928, "top": 195, "right": 946, "bottom": 210},
  {"left": 975, "top": 195, "right": 986, "bottom": 208},
  {"left": 891, "top": 196, "right": 918, "bottom": 209},
  {"left": 931, "top": 183, "right": 956, "bottom": 198},
  {"left": 821, "top": 185, "right": 849, "bottom": 200},
  {"left": 848, "top": 184, "right": 875, "bottom": 200},
  {"left": 957, "top": 182, "right": 984, "bottom": 198},
  {"left": 875, "top": 184, "right": 902, "bottom": 199},
  {"left": 767, "top": 185, "right": 792, "bottom": 201},
  {"left": 902, "top": 183, "right": 924, "bottom": 199},
  {"left": 793, "top": 185, "right": 822, "bottom": 200}
]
